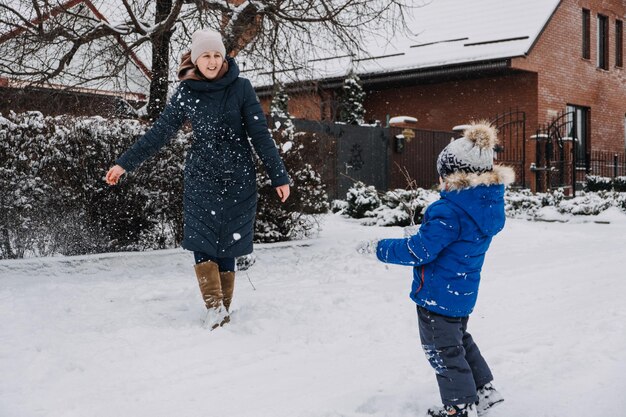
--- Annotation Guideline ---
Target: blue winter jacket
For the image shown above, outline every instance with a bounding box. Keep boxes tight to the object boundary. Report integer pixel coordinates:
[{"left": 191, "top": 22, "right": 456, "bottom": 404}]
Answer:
[{"left": 376, "top": 167, "right": 513, "bottom": 317}]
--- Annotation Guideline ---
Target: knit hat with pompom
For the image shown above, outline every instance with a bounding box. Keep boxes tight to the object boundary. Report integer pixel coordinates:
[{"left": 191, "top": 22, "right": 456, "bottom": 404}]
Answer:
[{"left": 436, "top": 121, "right": 498, "bottom": 178}]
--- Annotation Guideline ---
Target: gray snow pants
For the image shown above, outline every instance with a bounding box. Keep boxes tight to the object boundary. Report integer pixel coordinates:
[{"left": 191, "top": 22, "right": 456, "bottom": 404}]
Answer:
[{"left": 416, "top": 306, "right": 493, "bottom": 406}]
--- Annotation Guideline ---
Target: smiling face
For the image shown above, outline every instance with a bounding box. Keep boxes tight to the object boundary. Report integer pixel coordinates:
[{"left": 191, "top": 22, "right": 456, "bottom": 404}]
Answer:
[{"left": 195, "top": 51, "right": 224, "bottom": 80}]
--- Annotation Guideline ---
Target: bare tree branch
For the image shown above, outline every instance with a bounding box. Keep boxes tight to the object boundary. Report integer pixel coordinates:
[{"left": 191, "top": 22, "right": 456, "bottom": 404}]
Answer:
[{"left": 0, "top": 0, "right": 417, "bottom": 118}]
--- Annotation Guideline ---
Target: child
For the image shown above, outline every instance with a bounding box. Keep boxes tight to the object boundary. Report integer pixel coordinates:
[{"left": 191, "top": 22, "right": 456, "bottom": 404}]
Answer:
[{"left": 357, "top": 122, "right": 514, "bottom": 417}]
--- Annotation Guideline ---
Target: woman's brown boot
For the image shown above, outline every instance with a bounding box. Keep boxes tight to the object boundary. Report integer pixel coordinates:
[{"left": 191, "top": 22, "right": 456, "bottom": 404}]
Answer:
[
  {"left": 220, "top": 271, "right": 235, "bottom": 312},
  {"left": 193, "top": 261, "right": 229, "bottom": 329}
]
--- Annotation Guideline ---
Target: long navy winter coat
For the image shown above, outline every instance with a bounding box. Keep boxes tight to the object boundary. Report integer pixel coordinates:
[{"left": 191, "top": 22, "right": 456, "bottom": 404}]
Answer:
[
  {"left": 376, "top": 166, "right": 514, "bottom": 317},
  {"left": 116, "top": 57, "right": 289, "bottom": 258}
]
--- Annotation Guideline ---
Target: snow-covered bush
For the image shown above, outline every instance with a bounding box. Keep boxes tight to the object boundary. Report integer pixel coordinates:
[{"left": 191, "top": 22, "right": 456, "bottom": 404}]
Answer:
[
  {"left": 1, "top": 110, "right": 329, "bottom": 258},
  {"left": 330, "top": 199, "right": 349, "bottom": 214},
  {"left": 584, "top": 175, "right": 626, "bottom": 192},
  {"left": 363, "top": 188, "right": 439, "bottom": 226},
  {"left": 254, "top": 100, "right": 329, "bottom": 243},
  {"left": 338, "top": 71, "right": 366, "bottom": 125},
  {"left": 270, "top": 82, "right": 295, "bottom": 141},
  {"left": 337, "top": 184, "right": 626, "bottom": 228},
  {"left": 0, "top": 111, "right": 187, "bottom": 259},
  {"left": 344, "top": 181, "right": 381, "bottom": 218},
  {"left": 614, "top": 177, "right": 626, "bottom": 193},
  {"left": 585, "top": 175, "right": 613, "bottom": 192},
  {"left": 505, "top": 188, "right": 625, "bottom": 219},
  {"left": 504, "top": 188, "right": 565, "bottom": 218}
]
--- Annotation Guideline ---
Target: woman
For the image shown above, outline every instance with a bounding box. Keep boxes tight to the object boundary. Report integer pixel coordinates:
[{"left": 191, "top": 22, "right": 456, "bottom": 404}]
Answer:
[{"left": 106, "top": 29, "right": 291, "bottom": 330}]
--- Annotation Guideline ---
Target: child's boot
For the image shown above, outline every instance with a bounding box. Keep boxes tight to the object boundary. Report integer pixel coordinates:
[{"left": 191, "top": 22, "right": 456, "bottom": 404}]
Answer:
[
  {"left": 194, "top": 260, "right": 229, "bottom": 329},
  {"left": 475, "top": 383, "right": 504, "bottom": 416},
  {"left": 427, "top": 403, "right": 478, "bottom": 417}
]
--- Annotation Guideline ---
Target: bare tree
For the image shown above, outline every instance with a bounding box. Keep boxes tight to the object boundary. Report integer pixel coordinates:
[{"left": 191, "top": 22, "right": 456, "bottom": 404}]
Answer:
[{"left": 0, "top": 0, "right": 417, "bottom": 119}]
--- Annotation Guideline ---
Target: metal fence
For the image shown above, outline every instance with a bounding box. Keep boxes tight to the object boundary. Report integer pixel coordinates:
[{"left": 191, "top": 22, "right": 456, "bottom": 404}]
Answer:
[{"left": 588, "top": 150, "right": 626, "bottom": 178}]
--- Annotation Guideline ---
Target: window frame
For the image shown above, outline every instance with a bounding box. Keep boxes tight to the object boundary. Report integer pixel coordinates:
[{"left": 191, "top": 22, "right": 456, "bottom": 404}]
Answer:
[
  {"left": 597, "top": 14, "right": 609, "bottom": 70},
  {"left": 567, "top": 104, "right": 590, "bottom": 165},
  {"left": 616, "top": 19, "right": 623, "bottom": 67},
  {"left": 582, "top": 9, "right": 591, "bottom": 59}
]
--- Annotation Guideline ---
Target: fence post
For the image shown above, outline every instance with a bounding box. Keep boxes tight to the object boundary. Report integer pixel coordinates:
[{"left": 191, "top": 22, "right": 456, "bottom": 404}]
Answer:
[{"left": 615, "top": 154, "right": 619, "bottom": 178}]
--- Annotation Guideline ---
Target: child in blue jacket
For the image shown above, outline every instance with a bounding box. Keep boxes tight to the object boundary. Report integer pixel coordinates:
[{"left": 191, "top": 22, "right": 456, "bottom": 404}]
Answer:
[{"left": 358, "top": 122, "right": 514, "bottom": 417}]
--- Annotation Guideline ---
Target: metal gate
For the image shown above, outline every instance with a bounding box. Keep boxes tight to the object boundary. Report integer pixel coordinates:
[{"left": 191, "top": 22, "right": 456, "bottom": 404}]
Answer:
[
  {"left": 490, "top": 109, "right": 526, "bottom": 188},
  {"left": 388, "top": 127, "right": 454, "bottom": 189},
  {"left": 531, "top": 110, "right": 582, "bottom": 194},
  {"left": 293, "top": 119, "right": 388, "bottom": 199}
]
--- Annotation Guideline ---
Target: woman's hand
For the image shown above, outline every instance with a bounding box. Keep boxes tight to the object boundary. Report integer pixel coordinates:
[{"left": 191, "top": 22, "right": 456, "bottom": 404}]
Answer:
[
  {"left": 275, "top": 184, "right": 290, "bottom": 203},
  {"left": 105, "top": 165, "right": 126, "bottom": 185}
]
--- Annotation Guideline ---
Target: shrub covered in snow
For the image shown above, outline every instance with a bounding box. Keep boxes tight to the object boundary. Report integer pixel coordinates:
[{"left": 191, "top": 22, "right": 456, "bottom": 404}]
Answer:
[
  {"left": 344, "top": 181, "right": 381, "bottom": 219},
  {"left": 505, "top": 188, "right": 625, "bottom": 219},
  {"left": 337, "top": 180, "right": 626, "bottom": 228},
  {"left": 330, "top": 199, "right": 349, "bottom": 214},
  {"left": 0, "top": 111, "right": 178, "bottom": 259},
  {"left": 504, "top": 188, "right": 565, "bottom": 219},
  {"left": 255, "top": 147, "right": 329, "bottom": 242},
  {"left": 363, "top": 188, "right": 439, "bottom": 226},
  {"left": 585, "top": 175, "right": 613, "bottom": 192},
  {"left": 614, "top": 177, "right": 626, "bottom": 192},
  {"left": 341, "top": 181, "right": 438, "bottom": 226},
  {"left": 338, "top": 71, "right": 366, "bottom": 125},
  {"left": 584, "top": 175, "right": 626, "bottom": 193},
  {"left": 269, "top": 82, "right": 296, "bottom": 142},
  {"left": 254, "top": 97, "right": 329, "bottom": 243},
  {"left": 1, "top": 111, "right": 328, "bottom": 259}
]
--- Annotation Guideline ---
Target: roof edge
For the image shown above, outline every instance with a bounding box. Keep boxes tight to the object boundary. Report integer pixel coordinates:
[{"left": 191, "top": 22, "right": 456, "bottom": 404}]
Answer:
[
  {"left": 255, "top": 58, "right": 519, "bottom": 97},
  {"left": 525, "top": 0, "right": 563, "bottom": 56}
]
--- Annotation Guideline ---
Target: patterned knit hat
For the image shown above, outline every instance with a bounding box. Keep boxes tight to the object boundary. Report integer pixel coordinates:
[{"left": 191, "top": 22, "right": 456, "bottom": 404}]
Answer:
[
  {"left": 436, "top": 122, "right": 498, "bottom": 179},
  {"left": 191, "top": 29, "right": 226, "bottom": 64}
]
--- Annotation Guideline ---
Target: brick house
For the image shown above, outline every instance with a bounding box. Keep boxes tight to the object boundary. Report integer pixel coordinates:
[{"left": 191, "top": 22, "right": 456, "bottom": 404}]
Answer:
[
  {"left": 254, "top": 0, "right": 626, "bottom": 192},
  {"left": 0, "top": 0, "right": 150, "bottom": 117}
]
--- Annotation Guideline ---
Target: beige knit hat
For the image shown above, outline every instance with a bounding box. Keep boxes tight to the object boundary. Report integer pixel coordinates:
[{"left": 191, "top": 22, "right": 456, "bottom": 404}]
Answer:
[{"left": 191, "top": 29, "right": 226, "bottom": 64}]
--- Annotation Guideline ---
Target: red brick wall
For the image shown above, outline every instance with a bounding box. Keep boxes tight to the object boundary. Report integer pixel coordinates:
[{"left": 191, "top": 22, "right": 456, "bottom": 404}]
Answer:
[
  {"left": 260, "top": 90, "right": 334, "bottom": 120},
  {"left": 512, "top": 0, "right": 626, "bottom": 153},
  {"left": 365, "top": 73, "right": 539, "bottom": 188},
  {"left": 364, "top": 73, "right": 539, "bottom": 134}
]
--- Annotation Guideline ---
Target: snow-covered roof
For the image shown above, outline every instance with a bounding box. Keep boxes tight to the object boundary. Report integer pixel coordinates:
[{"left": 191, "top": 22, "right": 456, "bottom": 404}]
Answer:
[
  {"left": 0, "top": 0, "right": 151, "bottom": 98},
  {"left": 247, "top": 0, "right": 561, "bottom": 87}
]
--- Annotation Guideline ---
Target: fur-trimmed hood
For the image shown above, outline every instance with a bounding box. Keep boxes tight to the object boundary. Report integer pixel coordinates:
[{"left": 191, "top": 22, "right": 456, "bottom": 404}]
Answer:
[
  {"left": 439, "top": 165, "right": 513, "bottom": 236},
  {"left": 440, "top": 165, "right": 515, "bottom": 191}
]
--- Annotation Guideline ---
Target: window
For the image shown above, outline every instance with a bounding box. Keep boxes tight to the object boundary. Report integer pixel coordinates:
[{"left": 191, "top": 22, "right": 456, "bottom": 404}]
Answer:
[
  {"left": 597, "top": 14, "right": 609, "bottom": 69},
  {"left": 582, "top": 9, "right": 591, "bottom": 59},
  {"left": 567, "top": 105, "right": 589, "bottom": 164},
  {"left": 616, "top": 20, "right": 623, "bottom": 67}
]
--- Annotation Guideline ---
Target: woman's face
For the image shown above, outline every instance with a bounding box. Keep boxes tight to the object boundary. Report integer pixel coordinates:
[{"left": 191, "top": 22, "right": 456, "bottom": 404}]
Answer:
[{"left": 196, "top": 51, "right": 224, "bottom": 80}]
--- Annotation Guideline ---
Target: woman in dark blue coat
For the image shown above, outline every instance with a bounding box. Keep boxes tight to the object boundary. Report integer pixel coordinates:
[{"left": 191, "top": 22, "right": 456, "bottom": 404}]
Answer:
[{"left": 106, "top": 29, "right": 290, "bottom": 330}]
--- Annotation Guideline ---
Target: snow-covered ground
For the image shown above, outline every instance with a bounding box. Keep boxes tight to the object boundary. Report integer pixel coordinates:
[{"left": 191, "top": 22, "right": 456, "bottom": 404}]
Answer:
[{"left": 1, "top": 213, "right": 625, "bottom": 417}]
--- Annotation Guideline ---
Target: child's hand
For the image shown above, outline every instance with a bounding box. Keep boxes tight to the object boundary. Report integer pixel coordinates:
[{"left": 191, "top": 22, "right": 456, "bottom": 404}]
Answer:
[
  {"left": 403, "top": 225, "right": 419, "bottom": 238},
  {"left": 105, "top": 165, "right": 126, "bottom": 185},
  {"left": 356, "top": 239, "right": 379, "bottom": 256}
]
